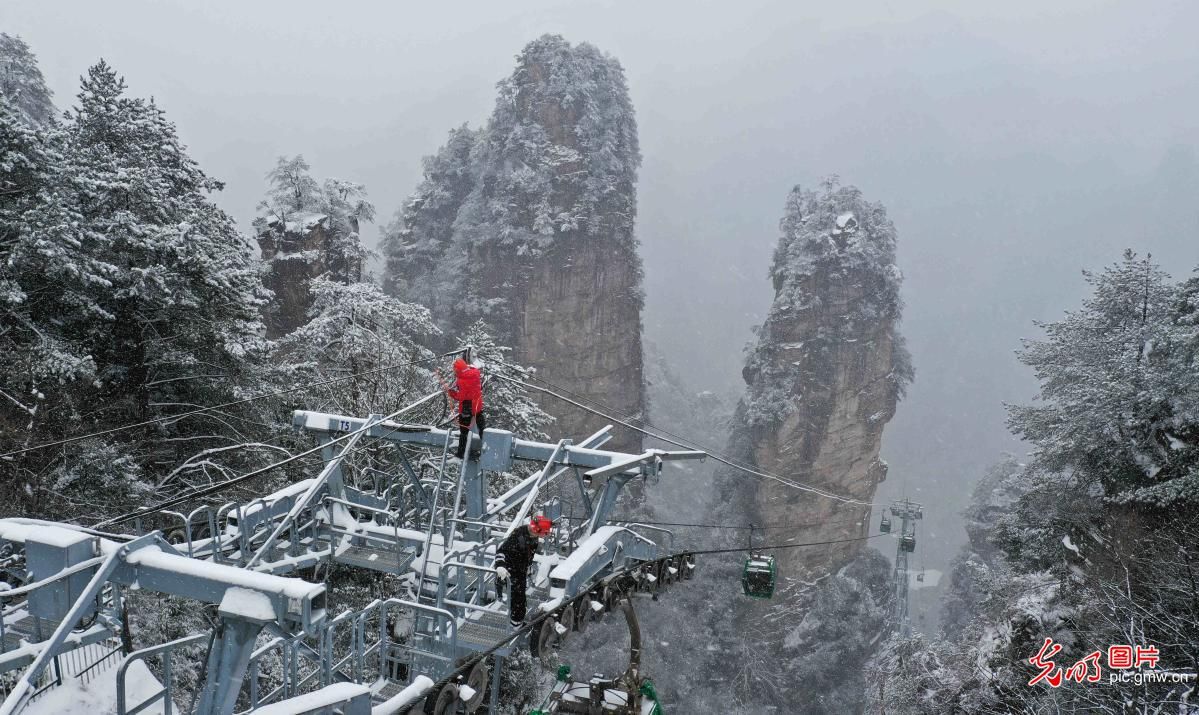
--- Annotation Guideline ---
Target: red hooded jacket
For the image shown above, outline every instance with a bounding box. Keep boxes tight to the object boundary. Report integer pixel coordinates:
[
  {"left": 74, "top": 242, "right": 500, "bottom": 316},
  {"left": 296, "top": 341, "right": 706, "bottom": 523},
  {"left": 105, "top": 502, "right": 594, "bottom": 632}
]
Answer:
[{"left": 447, "top": 359, "right": 483, "bottom": 414}]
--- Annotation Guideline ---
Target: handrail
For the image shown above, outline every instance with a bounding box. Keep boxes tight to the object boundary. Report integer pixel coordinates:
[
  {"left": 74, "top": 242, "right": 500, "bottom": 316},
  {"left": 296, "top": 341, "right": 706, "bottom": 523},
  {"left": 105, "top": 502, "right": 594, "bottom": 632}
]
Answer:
[
  {"left": 439, "top": 535, "right": 498, "bottom": 567},
  {"left": 245, "top": 413, "right": 382, "bottom": 569},
  {"left": 322, "top": 497, "right": 394, "bottom": 521},
  {"left": 444, "top": 517, "right": 500, "bottom": 545},
  {"left": 379, "top": 599, "right": 457, "bottom": 648},
  {"left": 249, "top": 636, "right": 287, "bottom": 661},
  {"left": 617, "top": 522, "right": 675, "bottom": 553},
  {"left": 435, "top": 559, "right": 498, "bottom": 611},
  {"left": 0, "top": 533, "right": 157, "bottom": 715},
  {"left": 0, "top": 557, "right": 105, "bottom": 600},
  {"left": 485, "top": 465, "right": 572, "bottom": 521},
  {"left": 245, "top": 634, "right": 318, "bottom": 710},
  {"left": 117, "top": 632, "right": 208, "bottom": 715},
  {"left": 415, "top": 428, "right": 455, "bottom": 599},
  {"left": 504, "top": 440, "right": 569, "bottom": 540},
  {"left": 441, "top": 598, "right": 504, "bottom": 616}
]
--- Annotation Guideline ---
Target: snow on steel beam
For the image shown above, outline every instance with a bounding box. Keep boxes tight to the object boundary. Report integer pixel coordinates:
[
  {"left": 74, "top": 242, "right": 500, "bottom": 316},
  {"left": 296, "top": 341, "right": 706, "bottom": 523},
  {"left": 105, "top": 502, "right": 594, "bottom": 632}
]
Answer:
[
  {"left": 0, "top": 521, "right": 327, "bottom": 637},
  {"left": 583, "top": 449, "right": 707, "bottom": 481},
  {"left": 114, "top": 544, "right": 327, "bottom": 634},
  {"left": 546, "top": 525, "right": 660, "bottom": 599},
  {"left": 292, "top": 410, "right": 656, "bottom": 472}
]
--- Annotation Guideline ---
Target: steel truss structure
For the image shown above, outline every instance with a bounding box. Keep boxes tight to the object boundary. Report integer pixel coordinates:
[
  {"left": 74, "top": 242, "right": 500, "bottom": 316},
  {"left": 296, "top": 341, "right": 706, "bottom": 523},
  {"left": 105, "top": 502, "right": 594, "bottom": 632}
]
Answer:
[{"left": 0, "top": 410, "right": 704, "bottom": 715}]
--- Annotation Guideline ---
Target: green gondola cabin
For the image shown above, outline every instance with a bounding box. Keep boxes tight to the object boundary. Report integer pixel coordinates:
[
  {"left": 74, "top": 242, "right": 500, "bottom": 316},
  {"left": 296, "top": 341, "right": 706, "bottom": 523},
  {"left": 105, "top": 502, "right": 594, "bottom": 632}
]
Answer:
[{"left": 742, "top": 554, "right": 777, "bottom": 599}]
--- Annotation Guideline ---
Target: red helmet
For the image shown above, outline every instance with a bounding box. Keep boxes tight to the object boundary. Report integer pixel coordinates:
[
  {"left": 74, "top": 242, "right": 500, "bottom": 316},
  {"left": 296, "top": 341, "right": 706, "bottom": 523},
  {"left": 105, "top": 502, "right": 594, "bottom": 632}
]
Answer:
[
  {"left": 453, "top": 358, "right": 467, "bottom": 373},
  {"left": 529, "top": 515, "right": 553, "bottom": 537}
]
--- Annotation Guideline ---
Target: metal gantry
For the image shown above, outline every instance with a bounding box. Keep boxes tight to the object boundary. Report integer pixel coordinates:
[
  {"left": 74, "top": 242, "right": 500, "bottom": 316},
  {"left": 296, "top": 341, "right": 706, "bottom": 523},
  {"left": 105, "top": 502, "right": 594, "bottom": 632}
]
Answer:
[
  {"left": 0, "top": 410, "right": 705, "bottom": 715},
  {"left": 887, "top": 499, "right": 923, "bottom": 638}
]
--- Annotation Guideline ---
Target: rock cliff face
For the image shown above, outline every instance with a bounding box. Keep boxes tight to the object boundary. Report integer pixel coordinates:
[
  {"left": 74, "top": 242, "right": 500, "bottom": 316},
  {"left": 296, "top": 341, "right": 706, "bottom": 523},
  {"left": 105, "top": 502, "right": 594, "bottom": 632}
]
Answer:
[
  {"left": 256, "top": 211, "right": 336, "bottom": 338},
  {"left": 474, "top": 238, "right": 644, "bottom": 450},
  {"left": 254, "top": 157, "right": 372, "bottom": 339},
  {"left": 382, "top": 35, "right": 645, "bottom": 450},
  {"left": 737, "top": 179, "right": 911, "bottom": 577}
]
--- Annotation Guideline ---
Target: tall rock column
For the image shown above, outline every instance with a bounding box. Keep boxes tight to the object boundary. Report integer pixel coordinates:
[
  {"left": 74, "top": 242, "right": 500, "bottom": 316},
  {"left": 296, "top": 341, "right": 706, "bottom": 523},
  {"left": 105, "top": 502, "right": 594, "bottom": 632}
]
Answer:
[
  {"left": 255, "top": 156, "right": 374, "bottom": 338},
  {"left": 737, "top": 178, "right": 912, "bottom": 577},
  {"left": 383, "top": 35, "right": 645, "bottom": 451},
  {"left": 256, "top": 211, "right": 334, "bottom": 338}
]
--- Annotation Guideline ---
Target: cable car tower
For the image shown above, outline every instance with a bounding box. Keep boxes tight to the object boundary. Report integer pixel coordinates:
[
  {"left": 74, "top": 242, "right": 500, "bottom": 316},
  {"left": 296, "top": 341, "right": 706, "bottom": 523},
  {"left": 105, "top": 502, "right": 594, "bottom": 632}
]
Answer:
[
  {"left": 886, "top": 498, "right": 923, "bottom": 638},
  {"left": 0, "top": 402, "right": 705, "bottom": 715}
]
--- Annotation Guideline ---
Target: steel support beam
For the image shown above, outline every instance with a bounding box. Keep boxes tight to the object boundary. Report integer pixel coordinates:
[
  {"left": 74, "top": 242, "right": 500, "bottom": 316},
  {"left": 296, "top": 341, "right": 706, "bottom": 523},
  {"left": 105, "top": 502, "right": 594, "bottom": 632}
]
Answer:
[{"left": 194, "top": 614, "right": 268, "bottom": 715}]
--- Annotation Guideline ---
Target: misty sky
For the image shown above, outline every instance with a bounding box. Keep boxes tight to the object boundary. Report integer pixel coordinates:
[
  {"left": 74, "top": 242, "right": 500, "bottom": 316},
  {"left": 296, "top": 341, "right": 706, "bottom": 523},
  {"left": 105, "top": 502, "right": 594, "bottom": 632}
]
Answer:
[{"left": 5, "top": 0, "right": 1198, "bottom": 628}]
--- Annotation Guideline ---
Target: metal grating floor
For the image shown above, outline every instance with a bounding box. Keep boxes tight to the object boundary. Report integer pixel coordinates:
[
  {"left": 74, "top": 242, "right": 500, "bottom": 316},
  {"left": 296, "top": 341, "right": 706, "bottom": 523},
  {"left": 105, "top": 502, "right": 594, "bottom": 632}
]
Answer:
[
  {"left": 458, "top": 609, "right": 514, "bottom": 655},
  {"left": 334, "top": 544, "right": 416, "bottom": 574}
]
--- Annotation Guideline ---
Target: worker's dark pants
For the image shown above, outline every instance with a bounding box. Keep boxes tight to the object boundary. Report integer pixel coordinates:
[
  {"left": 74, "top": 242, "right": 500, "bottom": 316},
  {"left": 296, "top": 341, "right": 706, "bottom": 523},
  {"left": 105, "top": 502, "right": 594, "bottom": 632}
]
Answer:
[
  {"left": 455, "top": 403, "right": 486, "bottom": 458},
  {"left": 508, "top": 576, "right": 527, "bottom": 624}
]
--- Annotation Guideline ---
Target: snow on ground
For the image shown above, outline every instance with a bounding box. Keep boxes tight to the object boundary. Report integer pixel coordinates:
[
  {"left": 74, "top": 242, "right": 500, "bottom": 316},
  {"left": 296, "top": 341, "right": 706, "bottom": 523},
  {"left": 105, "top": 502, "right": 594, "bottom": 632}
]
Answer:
[
  {"left": 252, "top": 682, "right": 369, "bottom": 714},
  {"left": 25, "top": 659, "right": 174, "bottom": 715},
  {"left": 371, "top": 675, "right": 434, "bottom": 715}
]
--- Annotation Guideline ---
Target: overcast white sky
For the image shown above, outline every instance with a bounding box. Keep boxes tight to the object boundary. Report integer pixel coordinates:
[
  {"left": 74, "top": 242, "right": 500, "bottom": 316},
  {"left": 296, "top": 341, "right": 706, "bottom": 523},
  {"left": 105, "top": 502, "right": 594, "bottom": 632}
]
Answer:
[
  {"left": 6, "top": 1, "right": 1195, "bottom": 242},
  {"left": 5, "top": 0, "right": 1198, "bottom": 629}
]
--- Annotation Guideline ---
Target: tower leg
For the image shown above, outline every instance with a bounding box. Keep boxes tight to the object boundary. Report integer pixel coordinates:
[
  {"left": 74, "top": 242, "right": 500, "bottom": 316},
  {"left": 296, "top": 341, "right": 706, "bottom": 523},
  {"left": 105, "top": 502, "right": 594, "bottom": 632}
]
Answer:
[
  {"left": 489, "top": 655, "right": 503, "bottom": 713},
  {"left": 193, "top": 615, "right": 268, "bottom": 715}
]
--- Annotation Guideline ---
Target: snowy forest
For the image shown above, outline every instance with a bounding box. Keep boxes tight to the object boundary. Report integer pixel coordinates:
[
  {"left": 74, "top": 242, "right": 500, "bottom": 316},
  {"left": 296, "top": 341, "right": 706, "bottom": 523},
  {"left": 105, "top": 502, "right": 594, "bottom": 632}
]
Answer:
[{"left": 2, "top": 3, "right": 1199, "bottom": 714}]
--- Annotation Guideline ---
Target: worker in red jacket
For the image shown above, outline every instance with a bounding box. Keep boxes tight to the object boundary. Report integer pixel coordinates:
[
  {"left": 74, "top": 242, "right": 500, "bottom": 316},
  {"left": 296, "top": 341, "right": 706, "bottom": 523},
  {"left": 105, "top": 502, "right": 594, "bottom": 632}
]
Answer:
[{"left": 446, "top": 357, "right": 486, "bottom": 459}]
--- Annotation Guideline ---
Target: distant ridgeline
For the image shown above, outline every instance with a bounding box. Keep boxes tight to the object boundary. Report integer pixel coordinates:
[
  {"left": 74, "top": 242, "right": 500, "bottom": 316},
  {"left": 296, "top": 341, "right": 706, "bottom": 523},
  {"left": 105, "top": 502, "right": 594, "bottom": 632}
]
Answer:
[
  {"left": 382, "top": 34, "right": 645, "bottom": 452},
  {"left": 733, "top": 177, "right": 912, "bottom": 576}
]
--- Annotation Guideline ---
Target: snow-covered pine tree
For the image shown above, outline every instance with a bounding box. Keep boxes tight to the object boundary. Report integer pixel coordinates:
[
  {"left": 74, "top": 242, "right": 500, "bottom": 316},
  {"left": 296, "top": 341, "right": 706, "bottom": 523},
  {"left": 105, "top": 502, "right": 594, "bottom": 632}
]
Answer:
[
  {"left": 12, "top": 61, "right": 271, "bottom": 516},
  {"left": 270, "top": 277, "right": 441, "bottom": 420},
  {"left": 0, "top": 33, "right": 55, "bottom": 127},
  {"left": 864, "top": 454, "right": 1074, "bottom": 714},
  {"left": 0, "top": 95, "right": 101, "bottom": 515},
  {"left": 255, "top": 155, "right": 376, "bottom": 336},
  {"left": 321, "top": 177, "right": 375, "bottom": 283},
  {"left": 874, "top": 253, "right": 1199, "bottom": 713},
  {"left": 1008, "top": 250, "right": 1198, "bottom": 509}
]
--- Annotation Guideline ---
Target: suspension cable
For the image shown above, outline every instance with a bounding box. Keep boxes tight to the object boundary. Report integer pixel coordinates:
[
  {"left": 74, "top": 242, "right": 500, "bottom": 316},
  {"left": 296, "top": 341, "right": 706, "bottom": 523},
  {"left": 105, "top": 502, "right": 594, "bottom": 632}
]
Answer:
[
  {"left": 1, "top": 349, "right": 464, "bottom": 461},
  {"left": 490, "top": 373, "right": 874, "bottom": 506},
  {"left": 567, "top": 514, "right": 869, "bottom": 532},
  {"left": 431, "top": 531, "right": 888, "bottom": 693},
  {"left": 95, "top": 389, "right": 445, "bottom": 528}
]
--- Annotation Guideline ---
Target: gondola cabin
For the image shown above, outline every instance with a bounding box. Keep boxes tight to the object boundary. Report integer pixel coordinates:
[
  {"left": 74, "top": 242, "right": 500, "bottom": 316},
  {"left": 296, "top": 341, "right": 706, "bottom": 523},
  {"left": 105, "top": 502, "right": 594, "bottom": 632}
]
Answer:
[
  {"left": 879, "top": 515, "right": 892, "bottom": 533},
  {"left": 900, "top": 533, "right": 916, "bottom": 553},
  {"left": 742, "top": 554, "right": 777, "bottom": 599}
]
